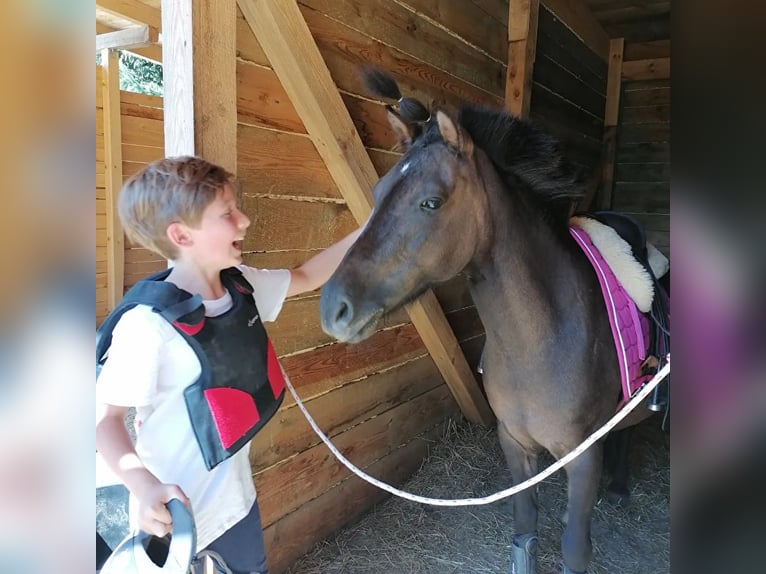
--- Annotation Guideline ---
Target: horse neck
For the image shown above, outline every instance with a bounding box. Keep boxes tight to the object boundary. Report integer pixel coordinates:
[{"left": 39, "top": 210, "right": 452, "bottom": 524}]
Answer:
[{"left": 467, "top": 151, "right": 594, "bottom": 341}]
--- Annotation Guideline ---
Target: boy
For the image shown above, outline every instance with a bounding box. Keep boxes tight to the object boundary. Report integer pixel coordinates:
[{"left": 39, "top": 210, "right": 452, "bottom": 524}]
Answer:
[{"left": 96, "top": 156, "right": 364, "bottom": 573}]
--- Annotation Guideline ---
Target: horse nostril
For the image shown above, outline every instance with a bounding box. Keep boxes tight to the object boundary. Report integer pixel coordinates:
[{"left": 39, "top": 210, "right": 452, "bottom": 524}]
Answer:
[{"left": 334, "top": 298, "right": 352, "bottom": 326}]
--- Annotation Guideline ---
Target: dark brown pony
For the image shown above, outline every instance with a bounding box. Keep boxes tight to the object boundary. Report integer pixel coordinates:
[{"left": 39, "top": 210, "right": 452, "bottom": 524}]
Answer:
[{"left": 320, "top": 71, "right": 646, "bottom": 574}]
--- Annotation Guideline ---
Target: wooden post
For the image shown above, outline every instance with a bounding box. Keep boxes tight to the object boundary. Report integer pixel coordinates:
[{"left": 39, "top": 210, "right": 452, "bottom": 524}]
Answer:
[
  {"left": 160, "top": 0, "right": 237, "bottom": 173},
  {"left": 506, "top": 0, "right": 539, "bottom": 117},
  {"left": 239, "top": 0, "right": 494, "bottom": 426},
  {"left": 100, "top": 49, "right": 125, "bottom": 309},
  {"left": 597, "top": 38, "right": 624, "bottom": 211}
]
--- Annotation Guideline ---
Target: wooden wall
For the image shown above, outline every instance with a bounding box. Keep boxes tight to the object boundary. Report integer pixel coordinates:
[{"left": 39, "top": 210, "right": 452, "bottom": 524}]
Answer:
[
  {"left": 95, "top": 66, "right": 166, "bottom": 325},
  {"left": 532, "top": 6, "right": 608, "bottom": 175},
  {"left": 611, "top": 15, "right": 670, "bottom": 255}
]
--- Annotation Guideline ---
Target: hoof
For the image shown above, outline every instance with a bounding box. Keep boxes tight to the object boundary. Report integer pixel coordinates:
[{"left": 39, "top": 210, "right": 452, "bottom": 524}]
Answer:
[{"left": 606, "top": 487, "right": 631, "bottom": 507}]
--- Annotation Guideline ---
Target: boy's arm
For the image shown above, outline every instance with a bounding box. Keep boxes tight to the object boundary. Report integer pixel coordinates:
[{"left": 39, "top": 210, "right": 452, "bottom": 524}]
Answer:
[
  {"left": 286, "top": 223, "right": 367, "bottom": 297},
  {"left": 96, "top": 403, "right": 188, "bottom": 536}
]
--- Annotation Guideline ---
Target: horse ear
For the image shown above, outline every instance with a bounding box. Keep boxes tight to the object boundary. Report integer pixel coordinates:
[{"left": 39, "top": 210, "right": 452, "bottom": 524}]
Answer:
[
  {"left": 386, "top": 107, "right": 413, "bottom": 151},
  {"left": 436, "top": 110, "right": 473, "bottom": 156}
]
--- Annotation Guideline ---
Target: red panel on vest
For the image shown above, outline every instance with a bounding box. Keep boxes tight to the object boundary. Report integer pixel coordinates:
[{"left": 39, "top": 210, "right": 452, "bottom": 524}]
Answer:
[
  {"left": 266, "top": 341, "right": 286, "bottom": 397},
  {"left": 204, "top": 388, "right": 260, "bottom": 449},
  {"left": 172, "top": 319, "right": 205, "bottom": 337}
]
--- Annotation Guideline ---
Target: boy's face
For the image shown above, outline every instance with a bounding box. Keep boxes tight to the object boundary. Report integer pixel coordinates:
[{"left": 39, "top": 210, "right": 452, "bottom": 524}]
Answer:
[{"left": 182, "top": 184, "right": 251, "bottom": 270}]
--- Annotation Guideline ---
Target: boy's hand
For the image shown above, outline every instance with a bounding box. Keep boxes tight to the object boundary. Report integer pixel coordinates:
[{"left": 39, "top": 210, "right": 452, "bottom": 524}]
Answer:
[{"left": 135, "top": 481, "right": 189, "bottom": 537}]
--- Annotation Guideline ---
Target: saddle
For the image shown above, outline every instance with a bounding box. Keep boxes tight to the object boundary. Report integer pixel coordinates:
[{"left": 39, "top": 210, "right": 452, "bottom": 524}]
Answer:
[{"left": 571, "top": 211, "right": 670, "bottom": 414}]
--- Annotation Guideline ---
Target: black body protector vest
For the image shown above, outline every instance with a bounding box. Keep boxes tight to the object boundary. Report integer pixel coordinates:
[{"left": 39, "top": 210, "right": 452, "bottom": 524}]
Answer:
[{"left": 97, "top": 267, "right": 286, "bottom": 470}]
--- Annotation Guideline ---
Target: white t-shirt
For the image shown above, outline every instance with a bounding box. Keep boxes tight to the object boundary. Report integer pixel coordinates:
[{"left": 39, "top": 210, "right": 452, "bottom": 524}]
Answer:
[{"left": 97, "top": 266, "right": 291, "bottom": 551}]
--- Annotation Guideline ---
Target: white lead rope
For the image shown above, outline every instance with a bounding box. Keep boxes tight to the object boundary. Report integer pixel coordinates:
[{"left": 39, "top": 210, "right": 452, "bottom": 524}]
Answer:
[{"left": 284, "top": 360, "right": 670, "bottom": 506}]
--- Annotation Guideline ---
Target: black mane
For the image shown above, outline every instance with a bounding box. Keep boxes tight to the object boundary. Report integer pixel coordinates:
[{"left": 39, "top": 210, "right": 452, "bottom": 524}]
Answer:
[{"left": 413, "top": 106, "right": 588, "bottom": 226}]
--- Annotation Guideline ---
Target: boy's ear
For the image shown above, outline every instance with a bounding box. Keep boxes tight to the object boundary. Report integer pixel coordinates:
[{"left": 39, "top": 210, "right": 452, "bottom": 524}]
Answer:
[{"left": 167, "top": 222, "right": 192, "bottom": 248}]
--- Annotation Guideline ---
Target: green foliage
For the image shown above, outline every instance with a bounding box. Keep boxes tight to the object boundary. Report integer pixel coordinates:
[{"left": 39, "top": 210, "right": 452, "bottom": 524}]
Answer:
[
  {"left": 95, "top": 50, "right": 163, "bottom": 96},
  {"left": 119, "top": 52, "right": 163, "bottom": 96}
]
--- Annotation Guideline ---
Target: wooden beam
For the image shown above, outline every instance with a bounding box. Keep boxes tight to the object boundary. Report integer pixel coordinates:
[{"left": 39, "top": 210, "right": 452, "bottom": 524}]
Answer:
[
  {"left": 96, "top": 24, "right": 159, "bottom": 52},
  {"left": 541, "top": 0, "right": 610, "bottom": 62},
  {"left": 622, "top": 57, "right": 670, "bottom": 81},
  {"left": 597, "top": 38, "right": 624, "bottom": 211},
  {"left": 161, "top": 0, "right": 237, "bottom": 173},
  {"left": 96, "top": 21, "right": 162, "bottom": 64},
  {"left": 100, "top": 49, "right": 125, "bottom": 309},
  {"left": 96, "top": 0, "right": 162, "bottom": 29},
  {"left": 506, "top": 0, "right": 540, "bottom": 117},
  {"left": 239, "top": 0, "right": 494, "bottom": 427}
]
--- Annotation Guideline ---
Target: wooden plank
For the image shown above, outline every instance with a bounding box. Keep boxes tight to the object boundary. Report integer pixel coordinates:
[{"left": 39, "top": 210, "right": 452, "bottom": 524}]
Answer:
[
  {"left": 121, "top": 89, "right": 163, "bottom": 109},
  {"left": 298, "top": 0, "right": 506, "bottom": 97},
  {"left": 604, "top": 38, "right": 624, "bottom": 127},
  {"left": 100, "top": 50, "right": 125, "bottom": 312},
  {"left": 122, "top": 144, "right": 164, "bottom": 164},
  {"left": 538, "top": 6, "right": 607, "bottom": 83},
  {"left": 616, "top": 141, "right": 669, "bottom": 163},
  {"left": 121, "top": 115, "right": 164, "bottom": 147},
  {"left": 622, "top": 85, "right": 670, "bottom": 107},
  {"left": 255, "top": 385, "right": 458, "bottom": 528},
  {"left": 96, "top": 21, "right": 162, "bottom": 63},
  {"left": 531, "top": 82, "right": 603, "bottom": 141},
  {"left": 618, "top": 122, "right": 670, "bottom": 144},
  {"left": 592, "top": 38, "right": 624, "bottom": 211},
  {"left": 249, "top": 354, "right": 443, "bottom": 474},
  {"left": 591, "top": 2, "right": 670, "bottom": 26},
  {"left": 241, "top": 196, "right": 358, "bottom": 252},
  {"left": 398, "top": 0, "right": 508, "bottom": 63},
  {"left": 121, "top": 101, "right": 163, "bottom": 121},
  {"left": 533, "top": 54, "right": 606, "bottom": 118},
  {"left": 240, "top": 0, "right": 494, "bottom": 426},
  {"left": 622, "top": 57, "right": 670, "bottom": 82},
  {"left": 278, "top": 322, "right": 426, "bottom": 404},
  {"left": 303, "top": 7, "right": 503, "bottom": 109},
  {"left": 96, "top": 24, "right": 159, "bottom": 52},
  {"left": 236, "top": 8, "right": 270, "bottom": 65},
  {"left": 404, "top": 290, "right": 494, "bottom": 425},
  {"left": 97, "top": 0, "right": 162, "bottom": 29},
  {"left": 471, "top": 0, "right": 509, "bottom": 25},
  {"left": 506, "top": 0, "right": 540, "bottom": 117},
  {"left": 536, "top": 20, "right": 605, "bottom": 93},
  {"left": 276, "top": 304, "right": 480, "bottom": 406},
  {"left": 541, "top": 0, "right": 610, "bottom": 62},
  {"left": 612, "top": 182, "right": 669, "bottom": 213},
  {"left": 161, "top": 0, "right": 237, "bottom": 172},
  {"left": 614, "top": 162, "right": 670, "bottom": 182},
  {"left": 604, "top": 12, "right": 670, "bottom": 42},
  {"left": 621, "top": 104, "right": 670, "bottom": 125},
  {"left": 237, "top": 60, "right": 307, "bottom": 134},
  {"left": 623, "top": 39, "right": 670, "bottom": 61},
  {"left": 262, "top": 423, "right": 446, "bottom": 573},
  {"left": 237, "top": 124, "right": 341, "bottom": 201}
]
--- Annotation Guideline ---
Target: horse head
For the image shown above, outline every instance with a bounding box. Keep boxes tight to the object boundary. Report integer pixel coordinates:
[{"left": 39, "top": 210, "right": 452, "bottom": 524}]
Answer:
[{"left": 320, "top": 78, "right": 491, "bottom": 343}]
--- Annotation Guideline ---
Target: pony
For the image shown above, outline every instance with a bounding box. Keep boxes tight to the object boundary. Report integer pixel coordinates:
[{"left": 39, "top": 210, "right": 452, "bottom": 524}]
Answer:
[{"left": 320, "top": 69, "right": 667, "bottom": 574}]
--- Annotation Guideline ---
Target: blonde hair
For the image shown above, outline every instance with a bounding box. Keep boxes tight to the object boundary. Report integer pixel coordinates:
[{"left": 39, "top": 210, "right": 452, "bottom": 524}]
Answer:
[{"left": 118, "top": 156, "right": 234, "bottom": 259}]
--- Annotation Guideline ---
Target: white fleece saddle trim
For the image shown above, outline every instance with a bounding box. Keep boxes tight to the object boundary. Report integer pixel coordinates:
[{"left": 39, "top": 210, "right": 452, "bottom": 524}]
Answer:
[{"left": 570, "top": 216, "right": 667, "bottom": 313}]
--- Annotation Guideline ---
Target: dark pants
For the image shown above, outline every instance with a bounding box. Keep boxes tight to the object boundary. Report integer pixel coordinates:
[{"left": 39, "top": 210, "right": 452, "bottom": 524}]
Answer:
[{"left": 194, "top": 501, "right": 268, "bottom": 574}]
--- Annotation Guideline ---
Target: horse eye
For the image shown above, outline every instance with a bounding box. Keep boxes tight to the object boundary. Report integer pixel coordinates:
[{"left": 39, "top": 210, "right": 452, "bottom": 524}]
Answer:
[{"left": 420, "top": 197, "right": 443, "bottom": 211}]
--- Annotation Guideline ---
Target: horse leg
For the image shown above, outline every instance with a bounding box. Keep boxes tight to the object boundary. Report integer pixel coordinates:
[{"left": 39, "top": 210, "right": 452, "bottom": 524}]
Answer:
[
  {"left": 498, "top": 424, "right": 539, "bottom": 574},
  {"left": 605, "top": 427, "right": 633, "bottom": 506},
  {"left": 560, "top": 443, "right": 603, "bottom": 574}
]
